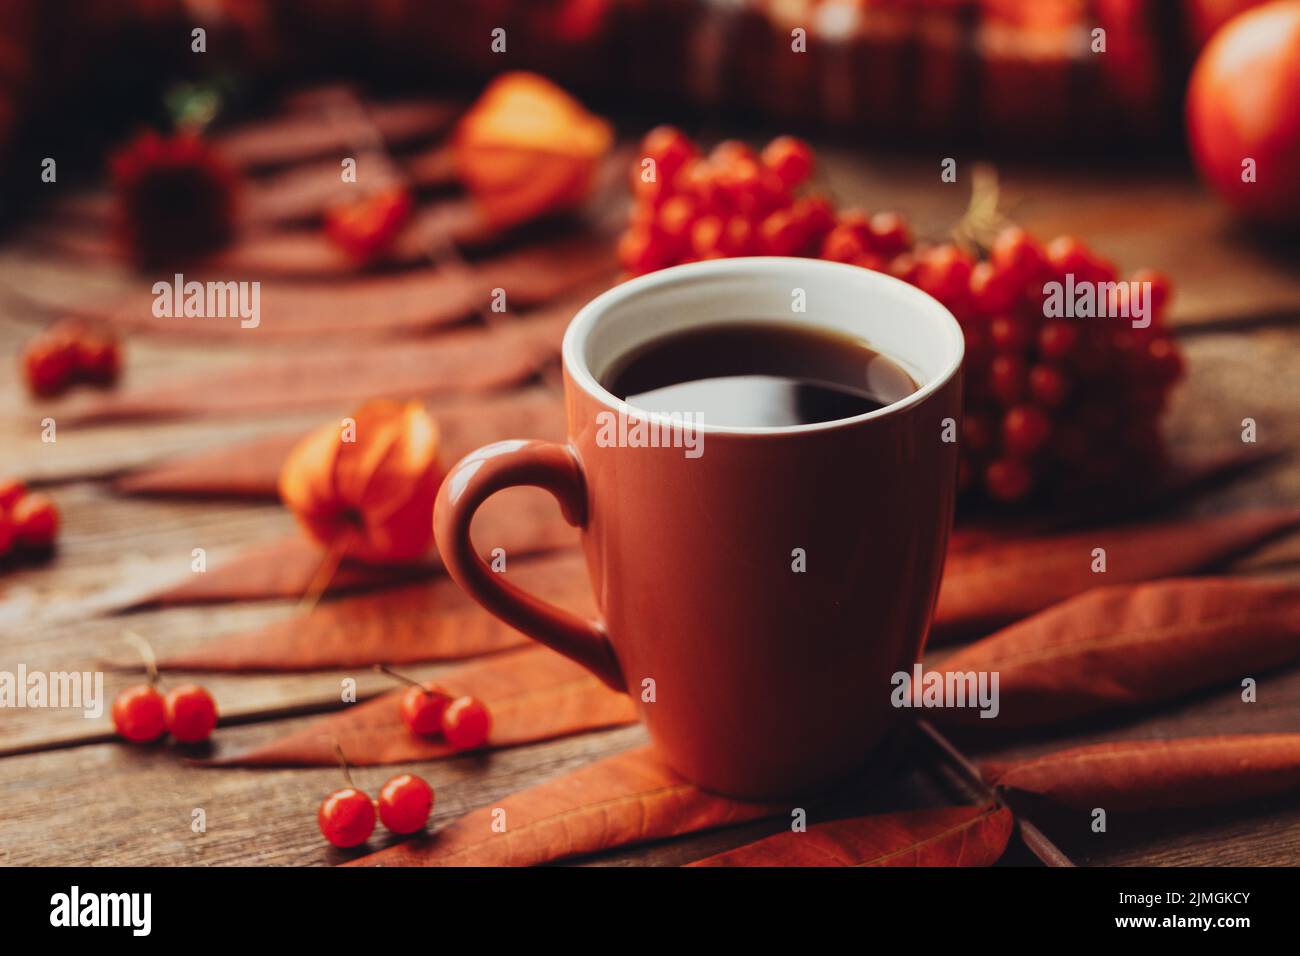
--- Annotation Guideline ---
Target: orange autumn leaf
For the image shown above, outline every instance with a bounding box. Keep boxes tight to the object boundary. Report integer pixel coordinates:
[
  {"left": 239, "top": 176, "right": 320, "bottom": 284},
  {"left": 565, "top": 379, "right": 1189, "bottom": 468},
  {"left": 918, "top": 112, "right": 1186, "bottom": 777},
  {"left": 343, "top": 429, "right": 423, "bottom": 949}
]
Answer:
[
  {"left": 347, "top": 746, "right": 787, "bottom": 866},
  {"left": 932, "top": 507, "right": 1300, "bottom": 643},
  {"left": 279, "top": 399, "right": 441, "bottom": 564},
  {"left": 984, "top": 734, "right": 1300, "bottom": 813},
  {"left": 206, "top": 646, "right": 636, "bottom": 767},
  {"left": 931, "top": 577, "right": 1300, "bottom": 731},
  {"left": 453, "top": 72, "right": 612, "bottom": 227},
  {"left": 687, "top": 804, "right": 1013, "bottom": 867},
  {"left": 153, "top": 551, "right": 588, "bottom": 671}
]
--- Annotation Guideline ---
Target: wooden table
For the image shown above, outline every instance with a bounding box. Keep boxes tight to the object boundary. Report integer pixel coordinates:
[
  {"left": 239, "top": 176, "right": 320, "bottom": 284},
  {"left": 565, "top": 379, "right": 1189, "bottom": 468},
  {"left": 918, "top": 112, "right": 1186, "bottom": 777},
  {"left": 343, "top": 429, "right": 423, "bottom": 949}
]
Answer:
[{"left": 2, "top": 99, "right": 1298, "bottom": 867}]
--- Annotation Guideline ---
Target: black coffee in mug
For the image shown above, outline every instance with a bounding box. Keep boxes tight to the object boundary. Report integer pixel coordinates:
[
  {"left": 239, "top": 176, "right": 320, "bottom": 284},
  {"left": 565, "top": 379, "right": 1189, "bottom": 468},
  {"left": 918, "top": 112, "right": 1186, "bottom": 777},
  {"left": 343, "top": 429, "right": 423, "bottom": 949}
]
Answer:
[{"left": 602, "top": 321, "right": 919, "bottom": 428}]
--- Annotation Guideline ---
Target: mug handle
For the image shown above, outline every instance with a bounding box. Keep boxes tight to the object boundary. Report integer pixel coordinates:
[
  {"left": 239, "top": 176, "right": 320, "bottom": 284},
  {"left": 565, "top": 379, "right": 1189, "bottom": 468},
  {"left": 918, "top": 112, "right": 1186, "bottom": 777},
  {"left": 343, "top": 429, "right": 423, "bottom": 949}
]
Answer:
[{"left": 433, "top": 440, "right": 625, "bottom": 693}]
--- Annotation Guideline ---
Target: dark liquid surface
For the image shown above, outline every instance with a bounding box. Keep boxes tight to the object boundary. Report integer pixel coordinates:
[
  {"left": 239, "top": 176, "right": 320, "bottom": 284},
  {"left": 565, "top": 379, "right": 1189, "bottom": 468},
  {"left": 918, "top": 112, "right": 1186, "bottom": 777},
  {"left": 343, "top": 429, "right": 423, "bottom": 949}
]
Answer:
[{"left": 603, "top": 322, "right": 918, "bottom": 428}]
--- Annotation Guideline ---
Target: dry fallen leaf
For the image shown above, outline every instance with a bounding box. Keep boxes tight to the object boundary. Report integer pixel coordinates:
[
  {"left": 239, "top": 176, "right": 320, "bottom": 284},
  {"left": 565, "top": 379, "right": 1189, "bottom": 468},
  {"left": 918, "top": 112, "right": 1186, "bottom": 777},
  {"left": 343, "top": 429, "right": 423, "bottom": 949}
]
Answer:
[
  {"left": 153, "top": 551, "right": 588, "bottom": 671},
  {"left": 931, "top": 577, "right": 1300, "bottom": 730},
  {"left": 984, "top": 734, "right": 1300, "bottom": 812},
  {"left": 128, "top": 490, "right": 577, "bottom": 607},
  {"left": 208, "top": 646, "right": 636, "bottom": 767},
  {"left": 933, "top": 508, "right": 1300, "bottom": 642},
  {"left": 686, "top": 804, "right": 1012, "bottom": 867},
  {"left": 347, "top": 746, "right": 787, "bottom": 865},
  {"left": 116, "top": 387, "right": 567, "bottom": 499}
]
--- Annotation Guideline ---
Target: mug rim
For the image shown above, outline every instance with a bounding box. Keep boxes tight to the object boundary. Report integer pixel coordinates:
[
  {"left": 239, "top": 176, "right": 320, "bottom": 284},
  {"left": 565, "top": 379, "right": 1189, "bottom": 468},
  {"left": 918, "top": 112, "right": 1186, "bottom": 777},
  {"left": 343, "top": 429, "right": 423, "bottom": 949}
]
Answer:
[{"left": 562, "top": 257, "right": 965, "bottom": 436}]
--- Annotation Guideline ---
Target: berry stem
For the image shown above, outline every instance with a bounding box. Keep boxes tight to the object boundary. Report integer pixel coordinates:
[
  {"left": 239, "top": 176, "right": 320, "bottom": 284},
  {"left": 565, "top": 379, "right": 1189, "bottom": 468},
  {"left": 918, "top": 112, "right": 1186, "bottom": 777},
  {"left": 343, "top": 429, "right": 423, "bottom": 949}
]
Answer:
[
  {"left": 332, "top": 740, "right": 357, "bottom": 789},
  {"left": 121, "top": 630, "right": 160, "bottom": 687},
  {"left": 374, "top": 663, "right": 433, "bottom": 695},
  {"left": 298, "top": 534, "right": 350, "bottom": 617}
]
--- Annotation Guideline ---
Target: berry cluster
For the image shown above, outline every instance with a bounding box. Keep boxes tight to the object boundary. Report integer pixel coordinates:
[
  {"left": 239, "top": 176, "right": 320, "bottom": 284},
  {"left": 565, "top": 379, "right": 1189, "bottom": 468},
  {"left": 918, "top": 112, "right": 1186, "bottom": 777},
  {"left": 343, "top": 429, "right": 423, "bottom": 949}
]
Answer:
[
  {"left": 389, "top": 667, "right": 491, "bottom": 751},
  {"left": 619, "top": 129, "right": 831, "bottom": 273},
  {"left": 319, "top": 762, "right": 435, "bottom": 848},
  {"left": 618, "top": 128, "right": 1183, "bottom": 504},
  {"left": 21, "top": 321, "right": 121, "bottom": 398},
  {"left": 0, "top": 479, "right": 59, "bottom": 562}
]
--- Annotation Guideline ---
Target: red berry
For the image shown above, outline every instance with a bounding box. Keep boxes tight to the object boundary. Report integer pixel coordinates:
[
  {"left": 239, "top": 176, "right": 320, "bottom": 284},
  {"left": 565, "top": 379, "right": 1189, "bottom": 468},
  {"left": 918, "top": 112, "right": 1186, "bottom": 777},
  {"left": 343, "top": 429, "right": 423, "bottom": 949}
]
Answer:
[
  {"left": 989, "top": 315, "right": 1030, "bottom": 353},
  {"left": 984, "top": 458, "right": 1034, "bottom": 503},
  {"left": 22, "top": 339, "right": 75, "bottom": 397},
  {"left": 74, "top": 336, "right": 121, "bottom": 385},
  {"left": 760, "top": 135, "right": 814, "bottom": 189},
  {"left": 1002, "top": 405, "right": 1052, "bottom": 457},
  {"left": 377, "top": 773, "right": 434, "bottom": 835},
  {"left": 1045, "top": 235, "right": 1094, "bottom": 278},
  {"left": 888, "top": 253, "right": 920, "bottom": 283},
  {"left": 1027, "top": 364, "right": 1070, "bottom": 407},
  {"left": 820, "top": 213, "right": 871, "bottom": 263},
  {"left": 690, "top": 215, "right": 725, "bottom": 258},
  {"left": 991, "top": 226, "right": 1045, "bottom": 282},
  {"left": 656, "top": 194, "right": 698, "bottom": 247},
  {"left": 1038, "top": 320, "right": 1080, "bottom": 360},
  {"left": 969, "top": 261, "right": 1019, "bottom": 315},
  {"left": 790, "top": 194, "right": 835, "bottom": 249},
  {"left": 990, "top": 354, "right": 1027, "bottom": 405},
  {"left": 0, "top": 477, "right": 25, "bottom": 511},
  {"left": 618, "top": 226, "right": 669, "bottom": 275},
  {"left": 324, "top": 186, "right": 413, "bottom": 265},
  {"left": 758, "top": 208, "right": 805, "bottom": 256},
  {"left": 720, "top": 215, "right": 755, "bottom": 256},
  {"left": 112, "top": 685, "right": 167, "bottom": 743},
  {"left": 1131, "top": 267, "right": 1172, "bottom": 316},
  {"left": 400, "top": 684, "right": 450, "bottom": 736},
  {"left": 851, "top": 253, "right": 887, "bottom": 273},
  {"left": 709, "top": 139, "right": 757, "bottom": 168},
  {"left": 866, "top": 212, "right": 910, "bottom": 257},
  {"left": 915, "top": 244, "right": 974, "bottom": 307},
  {"left": 442, "top": 696, "right": 491, "bottom": 750},
  {"left": 164, "top": 684, "right": 218, "bottom": 743},
  {"left": 318, "top": 787, "right": 376, "bottom": 848},
  {"left": 11, "top": 493, "right": 59, "bottom": 549},
  {"left": 718, "top": 158, "right": 770, "bottom": 216},
  {"left": 640, "top": 126, "right": 696, "bottom": 181}
]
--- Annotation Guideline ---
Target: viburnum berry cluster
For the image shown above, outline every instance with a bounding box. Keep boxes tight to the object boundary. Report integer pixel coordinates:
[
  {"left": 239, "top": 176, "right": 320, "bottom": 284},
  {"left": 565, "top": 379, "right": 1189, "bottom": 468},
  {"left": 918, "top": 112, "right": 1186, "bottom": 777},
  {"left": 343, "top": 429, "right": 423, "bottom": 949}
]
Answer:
[
  {"left": 380, "top": 665, "right": 492, "bottom": 751},
  {"left": 618, "top": 127, "right": 1184, "bottom": 505},
  {"left": 0, "top": 478, "right": 59, "bottom": 563},
  {"left": 318, "top": 746, "right": 435, "bottom": 848},
  {"left": 21, "top": 321, "right": 121, "bottom": 398}
]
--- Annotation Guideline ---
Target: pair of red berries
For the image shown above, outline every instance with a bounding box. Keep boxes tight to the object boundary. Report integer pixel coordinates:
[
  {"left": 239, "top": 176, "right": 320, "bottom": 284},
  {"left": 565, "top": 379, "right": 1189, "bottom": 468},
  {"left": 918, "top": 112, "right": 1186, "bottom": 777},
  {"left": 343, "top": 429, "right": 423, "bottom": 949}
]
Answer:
[
  {"left": 112, "top": 682, "right": 218, "bottom": 744},
  {"left": 319, "top": 770, "right": 435, "bottom": 847},
  {"left": 379, "top": 665, "right": 491, "bottom": 750},
  {"left": 0, "top": 478, "right": 59, "bottom": 560},
  {"left": 399, "top": 683, "right": 491, "bottom": 750},
  {"left": 21, "top": 320, "right": 121, "bottom": 398}
]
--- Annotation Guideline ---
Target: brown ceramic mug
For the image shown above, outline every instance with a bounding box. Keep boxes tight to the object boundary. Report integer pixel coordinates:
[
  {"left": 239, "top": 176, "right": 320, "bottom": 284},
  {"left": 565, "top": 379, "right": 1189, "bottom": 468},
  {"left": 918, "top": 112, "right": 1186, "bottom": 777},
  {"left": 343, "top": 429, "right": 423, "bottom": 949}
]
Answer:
[{"left": 434, "top": 257, "right": 964, "bottom": 799}]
